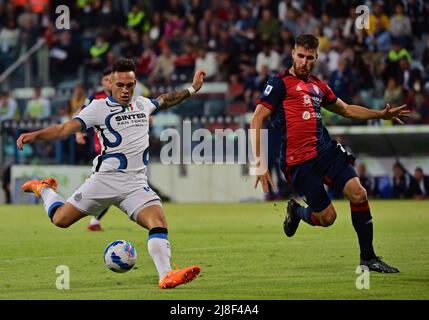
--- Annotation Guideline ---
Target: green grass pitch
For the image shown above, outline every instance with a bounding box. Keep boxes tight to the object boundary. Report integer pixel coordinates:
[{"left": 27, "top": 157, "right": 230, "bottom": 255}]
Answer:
[{"left": 0, "top": 200, "right": 428, "bottom": 300}]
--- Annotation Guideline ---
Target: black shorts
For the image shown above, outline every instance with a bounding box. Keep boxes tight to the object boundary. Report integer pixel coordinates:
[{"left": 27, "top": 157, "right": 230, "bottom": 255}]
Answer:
[{"left": 284, "top": 143, "right": 357, "bottom": 212}]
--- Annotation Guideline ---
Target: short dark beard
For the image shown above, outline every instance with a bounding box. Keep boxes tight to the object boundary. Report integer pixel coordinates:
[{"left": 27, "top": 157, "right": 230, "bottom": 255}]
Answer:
[{"left": 292, "top": 63, "right": 310, "bottom": 80}]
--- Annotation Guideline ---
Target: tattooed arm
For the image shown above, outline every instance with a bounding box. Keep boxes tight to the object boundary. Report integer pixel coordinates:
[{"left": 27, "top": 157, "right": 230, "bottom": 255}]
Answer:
[{"left": 156, "top": 69, "right": 206, "bottom": 111}]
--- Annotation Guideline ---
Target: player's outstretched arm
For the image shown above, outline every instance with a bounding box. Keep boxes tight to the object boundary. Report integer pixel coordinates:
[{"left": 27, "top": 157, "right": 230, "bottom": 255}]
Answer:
[
  {"left": 325, "top": 98, "right": 410, "bottom": 123},
  {"left": 17, "top": 119, "right": 83, "bottom": 150},
  {"left": 155, "top": 69, "right": 206, "bottom": 111},
  {"left": 250, "top": 104, "right": 276, "bottom": 193}
]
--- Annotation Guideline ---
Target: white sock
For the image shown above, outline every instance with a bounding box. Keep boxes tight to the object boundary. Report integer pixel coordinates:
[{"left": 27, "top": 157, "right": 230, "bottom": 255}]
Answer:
[
  {"left": 89, "top": 217, "right": 100, "bottom": 226},
  {"left": 147, "top": 233, "right": 171, "bottom": 281},
  {"left": 41, "top": 188, "right": 65, "bottom": 220}
]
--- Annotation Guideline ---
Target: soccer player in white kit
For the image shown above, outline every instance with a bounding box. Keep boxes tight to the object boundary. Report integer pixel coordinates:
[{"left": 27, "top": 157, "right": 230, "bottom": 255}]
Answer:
[{"left": 17, "top": 58, "right": 206, "bottom": 289}]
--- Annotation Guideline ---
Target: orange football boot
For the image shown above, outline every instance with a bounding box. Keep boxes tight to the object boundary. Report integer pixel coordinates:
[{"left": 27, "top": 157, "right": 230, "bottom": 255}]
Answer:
[
  {"left": 159, "top": 266, "right": 201, "bottom": 289},
  {"left": 21, "top": 178, "right": 58, "bottom": 198}
]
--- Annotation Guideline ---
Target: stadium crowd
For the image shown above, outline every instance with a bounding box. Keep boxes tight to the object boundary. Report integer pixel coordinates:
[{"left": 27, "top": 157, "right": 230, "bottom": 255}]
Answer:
[{"left": 0, "top": 0, "right": 429, "bottom": 124}]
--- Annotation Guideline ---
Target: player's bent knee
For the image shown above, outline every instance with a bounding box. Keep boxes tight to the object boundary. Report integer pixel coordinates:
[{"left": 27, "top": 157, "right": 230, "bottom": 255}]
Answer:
[
  {"left": 135, "top": 205, "right": 168, "bottom": 229},
  {"left": 52, "top": 216, "right": 72, "bottom": 228},
  {"left": 319, "top": 210, "right": 337, "bottom": 227}
]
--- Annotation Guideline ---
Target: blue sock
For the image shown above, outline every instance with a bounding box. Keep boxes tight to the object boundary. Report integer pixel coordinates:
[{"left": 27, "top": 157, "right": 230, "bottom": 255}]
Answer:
[
  {"left": 297, "top": 205, "right": 320, "bottom": 226},
  {"left": 41, "top": 188, "right": 65, "bottom": 222}
]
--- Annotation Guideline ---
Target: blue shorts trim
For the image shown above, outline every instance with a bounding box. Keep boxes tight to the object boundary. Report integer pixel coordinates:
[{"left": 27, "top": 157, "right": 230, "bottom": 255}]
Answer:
[
  {"left": 148, "top": 233, "right": 168, "bottom": 241},
  {"left": 48, "top": 201, "right": 64, "bottom": 219}
]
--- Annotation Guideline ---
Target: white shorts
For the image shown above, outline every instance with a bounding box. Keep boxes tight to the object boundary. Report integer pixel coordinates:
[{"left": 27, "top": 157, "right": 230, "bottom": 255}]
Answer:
[{"left": 67, "top": 171, "right": 162, "bottom": 221}]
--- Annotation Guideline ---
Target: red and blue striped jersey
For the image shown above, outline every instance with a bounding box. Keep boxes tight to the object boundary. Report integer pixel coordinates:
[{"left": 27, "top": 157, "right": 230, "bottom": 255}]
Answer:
[{"left": 256, "top": 70, "right": 338, "bottom": 167}]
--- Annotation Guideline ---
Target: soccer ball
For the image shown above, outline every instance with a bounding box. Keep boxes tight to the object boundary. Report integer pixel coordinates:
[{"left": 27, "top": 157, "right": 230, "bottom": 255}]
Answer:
[{"left": 104, "top": 240, "right": 137, "bottom": 273}]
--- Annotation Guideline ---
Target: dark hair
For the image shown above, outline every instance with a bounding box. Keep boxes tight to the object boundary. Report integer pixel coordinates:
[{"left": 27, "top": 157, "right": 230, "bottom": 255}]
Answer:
[
  {"left": 102, "top": 67, "right": 112, "bottom": 77},
  {"left": 295, "top": 34, "right": 319, "bottom": 50},
  {"left": 111, "top": 58, "right": 136, "bottom": 73},
  {"left": 415, "top": 167, "right": 423, "bottom": 173}
]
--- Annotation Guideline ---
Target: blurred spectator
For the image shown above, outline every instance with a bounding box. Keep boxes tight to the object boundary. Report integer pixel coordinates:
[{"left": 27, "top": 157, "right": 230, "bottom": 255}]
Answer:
[
  {"left": 329, "top": 59, "right": 354, "bottom": 103},
  {"left": 343, "top": 6, "right": 360, "bottom": 40},
  {"left": 1, "top": 164, "right": 11, "bottom": 204},
  {"left": 163, "top": 12, "right": 185, "bottom": 40},
  {"left": 173, "top": 42, "right": 197, "bottom": 80},
  {"left": 281, "top": 7, "right": 299, "bottom": 38},
  {"left": 422, "top": 37, "right": 429, "bottom": 78},
  {"left": 0, "top": 91, "right": 19, "bottom": 121},
  {"left": 127, "top": 4, "right": 150, "bottom": 33},
  {"left": 17, "top": 4, "right": 39, "bottom": 47},
  {"left": 198, "top": 9, "right": 213, "bottom": 42},
  {"left": 57, "top": 105, "right": 71, "bottom": 124},
  {"left": 392, "top": 162, "right": 414, "bottom": 199},
  {"left": 314, "top": 26, "right": 330, "bottom": 53},
  {"left": 368, "top": 2, "right": 390, "bottom": 36},
  {"left": 384, "top": 77, "right": 404, "bottom": 107},
  {"left": 257, "top": 8, "right": 281, "bottom": 43},
  {"left": 69, "top": 84, "right": 87, "bottom": 117},
  {"left": 88, "top": 34, "right": 110, "bottom": 72},
  {"left": 365, "top": 21, "right": 391, "bottom": 52},
  {"left": 255, "top": 41, "right": 281, "bottom": 74},
  {"left": 297, "top": 11, "right": 320, "bottom": 36},
  {"left": 194, "top": 46, "right": 218, "bottom": 80},
  {"left": 49, "top": 31, "right": 82, "bottom": 81},
  {"left": 228, "top": 73, "right": 245, "bottom": 102},
  {"left": 410, "top": 167, "right": 429, "bottom": 199},
  {"left": 149, "top": 11, "right": 163, "bottom": 42},
  {"left": 404, "top": 80, "right": 429, "bottom": 124},
  {"left": 148, "top": 45, "right": 176, "bottom": 85},
  {"left": 136, "top": 46, "right": 157, "bottom": 80},
  {"left": 95, "top": 0, "right": 117, "bottom": 29},
  {"left": 389, "top": 3, "right": 412, "bottom": 48},
  {"left": 357, "top": 163, "right": 377, "bottom": 198},
  {"left": 232, "top": 5, "right": 256, "bottom": 46},
  {"left": 387, "top": 40, "right": 412, "bottom": 64},
  {"left": 404, "top": 0, "right": 426, "bottom": 37},
  {"left": 24, "top": 87, "right": 51, "bottom": 120},
  {"left": 396, "top": 57, "right": 420, "bottom": 90},
  {"left": 0, "top": 18, "right": 20, "bottom": 71},
  {"left": 121, "top": 29, "right": 143, "bottom": 60}
]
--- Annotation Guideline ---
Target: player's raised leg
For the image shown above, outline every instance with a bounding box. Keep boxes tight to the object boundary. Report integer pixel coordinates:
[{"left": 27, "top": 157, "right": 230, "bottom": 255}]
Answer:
[
  {"left": 284, "top": 176, "right": 337, "bottom": 237},
  {"left": 21, "top": 178, "right": 87, "bottom": 227},
  {"left": 343, "top": 177, "right": 399, "bottom": 273},
  {"left": 87, "top": 208, "right": 108, "bottom": 231},
  {"left": 134, "top": 204, "right": 200, "bottom": 289}
]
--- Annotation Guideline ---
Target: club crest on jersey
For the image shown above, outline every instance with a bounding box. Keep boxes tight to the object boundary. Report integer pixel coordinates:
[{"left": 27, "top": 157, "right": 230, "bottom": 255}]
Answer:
[{"left": 263, "top": 85, "right": 273, "bottom": 96}]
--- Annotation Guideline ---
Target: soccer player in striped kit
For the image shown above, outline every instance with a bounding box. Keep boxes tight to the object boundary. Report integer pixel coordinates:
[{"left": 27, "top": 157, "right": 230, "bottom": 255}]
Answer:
[
  {"left": 18, "top": 58, "right": 206, "bottom": 288},
  {"left": 251, "top": 34, "right": 409, "bottom": 273}
]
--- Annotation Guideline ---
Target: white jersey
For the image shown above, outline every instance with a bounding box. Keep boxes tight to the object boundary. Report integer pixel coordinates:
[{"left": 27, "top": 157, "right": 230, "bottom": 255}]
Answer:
[{"left": 74, "top": 96, "right": 158, "bottom": 174}]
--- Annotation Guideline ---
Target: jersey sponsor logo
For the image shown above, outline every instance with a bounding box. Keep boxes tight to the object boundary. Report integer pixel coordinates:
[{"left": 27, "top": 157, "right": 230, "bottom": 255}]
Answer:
[
  {"left": 303, "top": 94, "right": 312, "bottom": 106},
  {"left": 115, "top": 113, "right": 147, "bottom": 121},
  {"left": 302, "top": 110, "right": 322, "bottom": 120},
  {"left": 263, "top": 84, "right": 273, "bottom": 96},
  {"left": 302, "top": 111, "right": 311, "bottom": 120}
]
